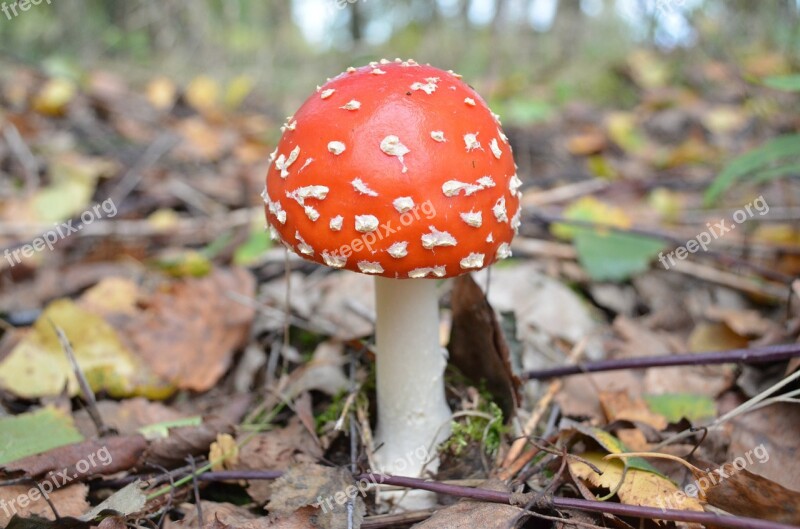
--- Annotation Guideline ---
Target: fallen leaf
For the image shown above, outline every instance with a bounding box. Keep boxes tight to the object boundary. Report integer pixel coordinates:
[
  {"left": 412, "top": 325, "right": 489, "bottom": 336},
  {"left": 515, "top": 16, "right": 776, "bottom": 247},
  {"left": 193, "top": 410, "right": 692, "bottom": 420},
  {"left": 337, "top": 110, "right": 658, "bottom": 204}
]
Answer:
[
  {"left": 146, "top": 77, "right": 177, "bottom": 110},
  {"left": 185, "top": 76, "right": 220, "bottom": 112},
  {"left": 266, "top": 463, "right": 364, "bottom": 529},
  {"left": 0, "top": 484, "right": 89, "bottom": 527},
  {"left": 643, "top": 394, "right": 716, "bottom": 423},
  {"left": 143, "top": 396, "right": 250, "bottom": 468},
  {"left": 32, "top": 78, "right": 76, "bottom": 117},
  {"left": 79, "top": 481, "right": 146, "bottom": 522},
  {"left": 120, "top": 267, "right": 256, "bottom": 391},
  {"left": 282, "top": 341, "right": 350, "bottom": 401},
  {"left": 598, "top": 390, "right": 668, "bottom": 430},
  {"left": 0, "top": 299, "right": 167, "bottom": 399},
  {"left": 566, "top": 130, "right": 606, "bottom": 155},
  {"left": 1, "top": 435, "right": 148, "bottom": 480},
  {"left": 413, "top": 497, "right": 527, "bottom": 528},
  {"left": 235, "top": 418, "right": 322, "bottom": 504},
  {"left": 687, "top": 322, "right": 749, "bottom": 352},
  {"left": 0, "top": 407, "right": 83, "bottom": 465},
  {"left": 569, "top": 451, "right": 703, "bottom": 511},
  {"left": 691, "top": 459, "right": 800, "bottom": 523},
  {"left": 448, "top": 274, "right": 519, "bottom": 416},
  {"left": 73, "top": 398, "right": 187, "bottom": 438}
]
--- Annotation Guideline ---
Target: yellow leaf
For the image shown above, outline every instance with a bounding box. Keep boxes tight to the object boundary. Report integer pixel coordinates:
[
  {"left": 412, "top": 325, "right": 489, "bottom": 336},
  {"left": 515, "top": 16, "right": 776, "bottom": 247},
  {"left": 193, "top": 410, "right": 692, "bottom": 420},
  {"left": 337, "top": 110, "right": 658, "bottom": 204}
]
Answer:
[
  {"left": 146, "top": 77, "right": 177, "bottom": 110},
  {"left": 224, "top": 75, "right": 254, "bottom": 110},
  {"left": 688, "top": 322, "right": 749, "bottom": 353},
  {"left": 551, "top": 196, "right": 632, "bottom": 240},
  {"left": 569, "top": 451, "right": 704, "bottom": 511},
  {"left": 185, "top": 76, "right": 219, "bottom": 112},
  {"left": 79, "top": 277, "right": 140, "bottom": 316},
  {"left": 605, "top": 112, "right": 645, "bottom": 153},
  {"left": 33, "top": 78, "right": 76, "bottom": 117},
  {"left": 648, "top": 188, "right": 683, "bottom": 223},
  {"left": 0, "top": 299, "right": 171, "bottom": 399}
]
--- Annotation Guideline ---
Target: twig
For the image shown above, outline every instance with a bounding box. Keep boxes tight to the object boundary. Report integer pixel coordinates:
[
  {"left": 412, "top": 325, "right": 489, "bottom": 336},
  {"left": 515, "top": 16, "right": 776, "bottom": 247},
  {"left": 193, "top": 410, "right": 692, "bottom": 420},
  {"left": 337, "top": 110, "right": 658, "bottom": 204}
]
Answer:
[
  {"left": 109, "top": 133, "right": 181, "bottom": 207},
  {"left": 2, "top": 123, "right": 39, "bottom": 191},
  {"left": 501, "top": 339, "right": 586, "bottom": 478},
  {"left": 656, "top": 365, "right": 800, "bottom": 449},
  {"left": 51, "top": 322, "right": 110, "bottom": 436},
  {"left": 193, "top": 470, "right": 799, "bottom": 529},
  {"left": 520, "top": 342, "right": 800, "bottom": 380},
  {"left": 360, "top": 508, "right": 437, "bottom": 528},
  {"left": 187, "top": 456, "right": 203, "bottom": 528}
]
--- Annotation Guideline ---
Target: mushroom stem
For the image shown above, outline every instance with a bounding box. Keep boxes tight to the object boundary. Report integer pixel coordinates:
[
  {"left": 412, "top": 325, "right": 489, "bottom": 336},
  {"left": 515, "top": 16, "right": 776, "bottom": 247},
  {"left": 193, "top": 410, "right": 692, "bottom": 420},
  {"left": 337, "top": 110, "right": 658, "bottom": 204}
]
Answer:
[{"left": 373, "top": 276, "right": 452, "bottom": 508}]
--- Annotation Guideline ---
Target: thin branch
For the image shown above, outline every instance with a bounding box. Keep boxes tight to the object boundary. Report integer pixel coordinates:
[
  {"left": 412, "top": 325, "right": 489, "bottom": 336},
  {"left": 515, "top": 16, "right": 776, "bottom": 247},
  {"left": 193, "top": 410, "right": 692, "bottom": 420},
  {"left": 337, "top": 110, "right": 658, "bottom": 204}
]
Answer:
[
  {"left": 520, "top": 342, "right": 800, "bottom": 380},
  {"left": 192, "top": 470, "right": 799, "bottom": 529},
  {"left": 51, "top": 322, "right": 111, "bottom": 436}
]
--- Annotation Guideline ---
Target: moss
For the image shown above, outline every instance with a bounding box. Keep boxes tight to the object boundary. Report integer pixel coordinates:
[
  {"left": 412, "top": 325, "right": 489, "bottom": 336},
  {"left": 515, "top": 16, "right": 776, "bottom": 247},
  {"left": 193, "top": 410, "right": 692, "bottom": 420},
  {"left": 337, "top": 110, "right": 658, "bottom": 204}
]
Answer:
[{"left": 443, "top": 399, "right": 506, "bottom": 458}]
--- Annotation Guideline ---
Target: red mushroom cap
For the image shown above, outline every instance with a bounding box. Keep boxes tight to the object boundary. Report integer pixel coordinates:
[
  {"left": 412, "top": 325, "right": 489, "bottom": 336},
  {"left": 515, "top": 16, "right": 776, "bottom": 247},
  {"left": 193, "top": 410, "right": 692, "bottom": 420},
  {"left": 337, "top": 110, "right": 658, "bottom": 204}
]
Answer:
[{"left": 263, "top": 59, "right": 521, "bottom": 279}]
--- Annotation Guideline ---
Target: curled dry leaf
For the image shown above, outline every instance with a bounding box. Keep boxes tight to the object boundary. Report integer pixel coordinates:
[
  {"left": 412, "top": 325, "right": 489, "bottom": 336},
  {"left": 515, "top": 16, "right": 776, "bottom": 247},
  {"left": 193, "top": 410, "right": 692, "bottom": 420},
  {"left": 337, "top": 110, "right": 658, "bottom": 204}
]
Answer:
[
  {"left": 448, "top": 273, "right": 519, "bottom": 416},
  {"left": 568, "top": 451, "right": 704, "bottom": 512}
]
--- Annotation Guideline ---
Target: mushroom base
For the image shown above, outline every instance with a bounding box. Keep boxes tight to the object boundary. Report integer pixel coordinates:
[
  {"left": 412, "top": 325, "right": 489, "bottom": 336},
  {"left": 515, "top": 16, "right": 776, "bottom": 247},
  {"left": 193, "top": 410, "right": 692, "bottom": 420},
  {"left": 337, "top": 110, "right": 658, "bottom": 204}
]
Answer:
[{"left": 372, "top": 276, "right": 452, "bottom": 510}]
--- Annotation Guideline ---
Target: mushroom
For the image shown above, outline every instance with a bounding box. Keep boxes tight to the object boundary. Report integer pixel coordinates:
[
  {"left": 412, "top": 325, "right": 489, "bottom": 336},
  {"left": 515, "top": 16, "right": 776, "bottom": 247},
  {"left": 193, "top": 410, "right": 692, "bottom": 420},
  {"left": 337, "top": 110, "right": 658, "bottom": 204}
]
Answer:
[{"left": 263, "top": 59, "right": 520, "bottom": 508}]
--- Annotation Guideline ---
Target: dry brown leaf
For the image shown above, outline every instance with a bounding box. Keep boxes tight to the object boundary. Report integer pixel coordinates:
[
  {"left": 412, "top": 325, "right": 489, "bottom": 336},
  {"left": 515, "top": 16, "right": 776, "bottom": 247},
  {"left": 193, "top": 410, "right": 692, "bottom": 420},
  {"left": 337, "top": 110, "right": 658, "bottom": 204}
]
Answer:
[
  {"left": 413, "top": 479, "right": 526, "bottom": 528},
  {"left": 73, "top": 398, "right": 186, "bottom": 437},
  {"left": 168, "top": 501, "right": 316, "bottom": 529},
  {"left": 727, "top": 402, "right": 800, "bottom": 493},
  {"left": 235, "top": 418, "right": 323, "bottom": 504},
  {"left": 1, "top": 436, "right": 147, "bottom": 480},
  {"left": 0, "top": 483, "right": 88, "bottom": 526},
  {"left": 121, "top": 268, "right": 255, "bottom": 391},
  {"left": 266, "top": 463, "right": 364, "bottom": 529},
  {"left": 687, "top": 322, "right": 748, "bottom": 353},
  {"left": 598, "top": 390, "right": 667, "bottom": 430},
  {"left": 690, "top": 459, "right": 800, "bottom": 523},
  {"left": 566, "top": 130, "right": 607, "bottom": 155},
  {"left": 144, "top": 395, "right": 250, "bottom": 468},
  {"left": 704, "top": 306, "right": 775, "bottom": 338},
  {"left": 448, "top": 274, "right": 519, "bottom": 415}
]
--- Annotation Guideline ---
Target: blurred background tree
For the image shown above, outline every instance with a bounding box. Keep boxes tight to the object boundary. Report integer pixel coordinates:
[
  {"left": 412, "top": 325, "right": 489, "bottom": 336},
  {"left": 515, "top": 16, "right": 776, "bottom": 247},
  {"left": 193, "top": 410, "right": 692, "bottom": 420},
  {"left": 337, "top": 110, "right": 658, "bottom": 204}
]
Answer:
[{"left": 1, "top": 0, "right": 797, "bottom": 120}]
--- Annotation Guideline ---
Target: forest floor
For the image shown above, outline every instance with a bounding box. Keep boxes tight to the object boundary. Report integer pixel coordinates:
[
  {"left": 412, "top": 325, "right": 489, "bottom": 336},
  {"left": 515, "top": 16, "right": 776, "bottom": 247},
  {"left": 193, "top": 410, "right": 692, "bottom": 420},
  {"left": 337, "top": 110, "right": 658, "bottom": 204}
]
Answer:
[{"left": 0, "top": 48, "right": 799, "bottom": 529}]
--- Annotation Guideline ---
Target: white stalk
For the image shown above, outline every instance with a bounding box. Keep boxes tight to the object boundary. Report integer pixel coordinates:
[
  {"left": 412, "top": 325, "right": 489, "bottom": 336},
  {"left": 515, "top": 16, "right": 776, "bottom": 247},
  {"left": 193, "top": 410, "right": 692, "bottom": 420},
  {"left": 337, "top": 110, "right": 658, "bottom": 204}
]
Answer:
[{"left": 373, "top": 276, "right": 452, "bottom": 510}]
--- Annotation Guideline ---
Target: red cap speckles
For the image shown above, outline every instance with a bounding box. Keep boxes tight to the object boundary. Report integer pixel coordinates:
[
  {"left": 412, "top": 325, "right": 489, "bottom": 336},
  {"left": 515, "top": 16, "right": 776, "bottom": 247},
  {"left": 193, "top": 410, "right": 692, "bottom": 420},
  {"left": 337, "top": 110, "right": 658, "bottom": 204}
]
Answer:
[{"left": 263, "top": 60, "right": 520, "bottom": 278}]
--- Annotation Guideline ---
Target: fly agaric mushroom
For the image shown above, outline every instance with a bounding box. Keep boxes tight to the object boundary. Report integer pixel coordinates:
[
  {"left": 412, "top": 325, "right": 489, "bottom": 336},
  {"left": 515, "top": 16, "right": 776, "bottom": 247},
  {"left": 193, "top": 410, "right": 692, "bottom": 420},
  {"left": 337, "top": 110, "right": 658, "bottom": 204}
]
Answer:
[{"left": 263, "top": 59, "right": 520, "bottom": 507}]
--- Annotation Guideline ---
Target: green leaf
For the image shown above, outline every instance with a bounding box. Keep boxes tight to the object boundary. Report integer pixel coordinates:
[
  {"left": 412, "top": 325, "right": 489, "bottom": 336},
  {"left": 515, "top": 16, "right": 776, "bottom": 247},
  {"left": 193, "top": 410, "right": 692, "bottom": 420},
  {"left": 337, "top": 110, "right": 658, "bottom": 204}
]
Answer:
[
  {"left": 233, "top": 229, "right": 272, "bottom": 266},
  {"left": 573, "top": 231, "right": 665, "bottom": 282},
  {"left": 704, "top": 134, "right": 800, "bottom": 205},
  {"left": 643, "top": 393, "right": 716, "bottom": 423},
  {"left": 0, "top": 407, "right": 84, "bottom": 465},
  {"left": 762, "top": 74, "right": 800, "bottom": 92}
]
